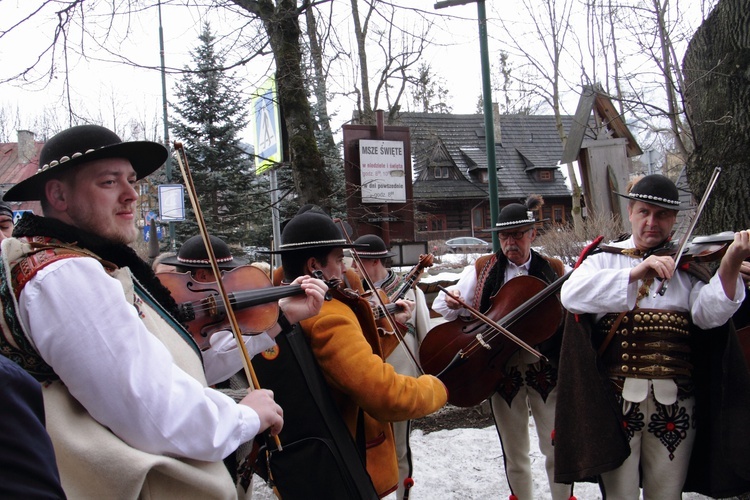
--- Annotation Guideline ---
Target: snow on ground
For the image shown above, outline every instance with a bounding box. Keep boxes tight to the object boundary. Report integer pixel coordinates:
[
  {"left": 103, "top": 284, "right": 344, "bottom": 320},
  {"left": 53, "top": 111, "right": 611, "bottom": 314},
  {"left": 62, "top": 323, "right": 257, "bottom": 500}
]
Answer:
[
  {"left": 250, "top": 251, "right": 711, "bottom": 500},
  {"left": 252, "top": 420, "right": 710, "bottom": 499}
]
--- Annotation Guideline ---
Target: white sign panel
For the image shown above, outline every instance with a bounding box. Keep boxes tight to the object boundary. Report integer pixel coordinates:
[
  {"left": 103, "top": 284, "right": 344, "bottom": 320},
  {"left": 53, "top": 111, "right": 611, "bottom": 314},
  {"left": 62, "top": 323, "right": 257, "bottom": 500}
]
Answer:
[
  {"left": 158, "top": 184, "right": 185, "bottom": 221},
  {"left": 360, "top": 139, "right": 406, "bottom": 204}
]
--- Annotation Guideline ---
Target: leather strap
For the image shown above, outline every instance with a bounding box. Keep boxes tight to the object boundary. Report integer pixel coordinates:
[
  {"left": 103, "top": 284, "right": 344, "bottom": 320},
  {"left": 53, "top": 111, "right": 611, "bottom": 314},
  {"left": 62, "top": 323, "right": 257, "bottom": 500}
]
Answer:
[{"left": 597, "top": 311, "right": 628, "bottom": 357}]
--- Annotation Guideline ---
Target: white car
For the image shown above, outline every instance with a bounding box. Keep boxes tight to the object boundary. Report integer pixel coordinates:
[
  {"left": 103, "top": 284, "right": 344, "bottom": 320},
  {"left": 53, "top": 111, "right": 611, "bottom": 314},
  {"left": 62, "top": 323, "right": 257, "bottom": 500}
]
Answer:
[{"left": 445, "top": 237, "right": 490, "bottom": 253}]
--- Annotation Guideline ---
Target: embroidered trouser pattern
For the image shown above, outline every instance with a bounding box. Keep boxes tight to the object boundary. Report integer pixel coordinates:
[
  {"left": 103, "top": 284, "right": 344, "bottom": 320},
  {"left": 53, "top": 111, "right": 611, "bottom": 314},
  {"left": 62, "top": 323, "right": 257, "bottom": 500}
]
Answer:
[
  {"left": 490, "top": 353, "right": 570, "bottom": 500},
  {"left": 600, "top": 383, "right": 696, "bottom": 500}
]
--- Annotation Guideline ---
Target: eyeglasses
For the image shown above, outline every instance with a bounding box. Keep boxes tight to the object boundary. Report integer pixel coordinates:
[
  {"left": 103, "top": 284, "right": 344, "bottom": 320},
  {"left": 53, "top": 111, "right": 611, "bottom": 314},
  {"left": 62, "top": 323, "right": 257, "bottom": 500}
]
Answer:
[{"left": 498, "top": 229, "right": 530, "bottom": 241}]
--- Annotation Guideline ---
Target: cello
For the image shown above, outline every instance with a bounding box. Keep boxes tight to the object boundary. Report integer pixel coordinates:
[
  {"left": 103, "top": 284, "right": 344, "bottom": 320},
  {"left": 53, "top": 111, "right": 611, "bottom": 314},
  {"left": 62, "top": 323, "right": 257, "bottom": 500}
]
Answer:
[
  {"left": 419, "top": 274, "right": 565, "bottom": 407},
  {"left": 420, "top": 237, "right": 605, "bottom": 407}
]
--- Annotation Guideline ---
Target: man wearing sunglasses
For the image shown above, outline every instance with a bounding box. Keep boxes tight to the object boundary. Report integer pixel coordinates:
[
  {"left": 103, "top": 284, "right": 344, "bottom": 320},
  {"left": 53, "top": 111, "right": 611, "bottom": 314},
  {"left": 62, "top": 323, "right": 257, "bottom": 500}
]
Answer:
[{"left": 433, "top": 195, "right": 572, "bottom": 500}]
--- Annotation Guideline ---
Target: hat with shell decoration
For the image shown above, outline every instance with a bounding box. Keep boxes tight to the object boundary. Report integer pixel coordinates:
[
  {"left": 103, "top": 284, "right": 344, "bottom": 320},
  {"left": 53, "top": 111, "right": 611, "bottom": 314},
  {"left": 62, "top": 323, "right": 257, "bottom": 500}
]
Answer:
[{"left": 4, "top": 124, "right": 167, "bottom": 201}]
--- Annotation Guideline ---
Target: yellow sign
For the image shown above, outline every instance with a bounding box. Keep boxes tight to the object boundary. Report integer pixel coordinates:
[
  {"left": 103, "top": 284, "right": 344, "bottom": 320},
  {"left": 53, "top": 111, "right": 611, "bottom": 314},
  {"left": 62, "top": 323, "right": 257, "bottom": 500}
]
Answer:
[{"left": 251, "top": 76, "right": 282, "bottom": 175}]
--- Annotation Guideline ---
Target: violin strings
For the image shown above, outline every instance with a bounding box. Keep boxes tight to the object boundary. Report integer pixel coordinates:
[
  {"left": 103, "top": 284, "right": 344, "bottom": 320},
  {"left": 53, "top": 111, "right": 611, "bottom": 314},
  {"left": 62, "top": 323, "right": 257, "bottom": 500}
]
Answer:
[{"left": 177, "top": 286, "right": 302, "bottom": 316}]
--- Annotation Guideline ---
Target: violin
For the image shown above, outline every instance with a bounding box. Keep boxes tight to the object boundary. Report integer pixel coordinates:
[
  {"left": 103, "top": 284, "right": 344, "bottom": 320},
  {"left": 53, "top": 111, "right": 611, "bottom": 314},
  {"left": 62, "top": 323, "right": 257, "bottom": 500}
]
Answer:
[
  {"left": 651, "top": 166, "right": 721, "bottom": 296},
  {"left": 158, "top": 266, "right": 332, "bottom": 351},
  {"left": 645, "top": 231, "right": 734, "bottom": 266},
  {"left": 368, "top": 253, "right": 434, "bottom": 356},
  {"left": 326, "top": 279, "right": 388, "bottom": 359}
]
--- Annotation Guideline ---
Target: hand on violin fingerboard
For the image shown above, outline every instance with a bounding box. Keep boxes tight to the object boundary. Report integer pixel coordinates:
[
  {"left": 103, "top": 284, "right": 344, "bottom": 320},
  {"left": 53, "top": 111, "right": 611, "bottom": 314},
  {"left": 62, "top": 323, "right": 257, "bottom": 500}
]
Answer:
[
  {"left": 717, "top": 230, "right": 750, "bottom": 299},
  {"left": 278, "top": 275, "right": 329, "bottom": 325},
  {"left": 392, "top": 298, "right": 415, "bottom": 325},
  {"left": 629, "top": 255, "right": 676, "bottom": 283}
]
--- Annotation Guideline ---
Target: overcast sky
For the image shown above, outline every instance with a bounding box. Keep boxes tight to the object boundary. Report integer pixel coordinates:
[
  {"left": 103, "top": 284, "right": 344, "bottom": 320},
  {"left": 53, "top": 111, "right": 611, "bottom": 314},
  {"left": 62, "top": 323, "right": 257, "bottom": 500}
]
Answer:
[
  {"left": 0, "top": 0, "right": 712, "bottom": 153},
  {"left": 0, "top": 1, "right": 490, "bottom": 144}
]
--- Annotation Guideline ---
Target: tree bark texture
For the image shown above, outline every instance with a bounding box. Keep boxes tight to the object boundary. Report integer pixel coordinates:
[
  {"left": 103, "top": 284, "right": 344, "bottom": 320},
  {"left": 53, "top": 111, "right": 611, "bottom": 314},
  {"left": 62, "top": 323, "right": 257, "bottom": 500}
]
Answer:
[
  {"left": 683, "top": 0, "right": 750, "bottom": 232},
  {"left": 233, "top": 0, "right": 333, "bottom": 207}
]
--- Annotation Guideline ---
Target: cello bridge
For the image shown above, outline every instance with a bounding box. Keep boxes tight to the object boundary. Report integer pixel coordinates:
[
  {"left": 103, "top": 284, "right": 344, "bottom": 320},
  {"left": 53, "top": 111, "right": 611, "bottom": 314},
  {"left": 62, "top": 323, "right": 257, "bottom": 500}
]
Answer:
[{"left": 476, "top": 334, "right": 491, "bottom": 350}]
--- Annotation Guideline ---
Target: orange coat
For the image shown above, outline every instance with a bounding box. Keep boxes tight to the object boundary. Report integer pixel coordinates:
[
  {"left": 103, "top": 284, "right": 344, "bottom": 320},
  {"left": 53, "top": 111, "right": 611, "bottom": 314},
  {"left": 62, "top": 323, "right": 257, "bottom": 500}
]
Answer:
[{"left": 299, "top": 297, "right": 447, "bottom": 497}]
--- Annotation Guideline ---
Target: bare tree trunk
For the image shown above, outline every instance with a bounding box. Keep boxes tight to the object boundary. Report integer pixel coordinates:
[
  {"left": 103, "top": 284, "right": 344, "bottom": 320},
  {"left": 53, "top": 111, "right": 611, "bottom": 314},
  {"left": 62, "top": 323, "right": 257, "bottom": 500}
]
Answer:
[
  {"left": 608, "top": 0, "right": 625, "bottom": 116},
  {"left": 653, "top": 0, "right": 689, "bottom": 158},
  {"left": 683, "top": 0, "right": 750, "bottom": 233},
  {"left": 232, "top": 0, "right": 332, "bottom": 206},
  {"left": 305, "top": 6, "right": 337, "bottom": 154}
]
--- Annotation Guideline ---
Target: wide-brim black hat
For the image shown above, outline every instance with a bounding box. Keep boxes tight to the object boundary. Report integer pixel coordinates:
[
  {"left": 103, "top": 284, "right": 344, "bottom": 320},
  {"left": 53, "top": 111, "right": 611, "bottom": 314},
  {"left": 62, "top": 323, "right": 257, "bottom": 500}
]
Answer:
[
  {"left": 352, "top": 234, "right": 397, "bottom": 259},
  {"left": 484, "top": 203, "right": 548, "bottom": 232},
  {"left": 159, "top": 235, "right": 247, "bottom": 269},
  {"left": 0, "top": 200, "right": 12, "bottom": 219},
  {"left": 4, "top": 124, "right": 168, "bottom": 201},
  {"left": 278, "top": 204, "right": 354, "bottom": 240},
  {"left": 263, "top": 212, "right": 366, "bottom": 254},
  {"left": 615, "top": 173, "right": 688, "bottom": 210}
]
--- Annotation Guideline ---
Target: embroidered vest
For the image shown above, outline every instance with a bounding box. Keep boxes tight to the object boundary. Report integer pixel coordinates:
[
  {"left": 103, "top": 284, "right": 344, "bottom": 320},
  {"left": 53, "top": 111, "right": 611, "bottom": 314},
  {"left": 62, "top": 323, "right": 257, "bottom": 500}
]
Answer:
[{"left": 0, "top": 236, "right": 235, "bottom": 499}]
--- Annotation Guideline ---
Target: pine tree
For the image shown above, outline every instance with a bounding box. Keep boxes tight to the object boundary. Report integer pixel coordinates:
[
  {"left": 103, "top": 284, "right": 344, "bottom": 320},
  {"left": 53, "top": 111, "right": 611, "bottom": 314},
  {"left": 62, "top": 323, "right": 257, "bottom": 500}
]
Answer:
[{"left": 171, "top": 22, "right": 262, "bottom": 248}]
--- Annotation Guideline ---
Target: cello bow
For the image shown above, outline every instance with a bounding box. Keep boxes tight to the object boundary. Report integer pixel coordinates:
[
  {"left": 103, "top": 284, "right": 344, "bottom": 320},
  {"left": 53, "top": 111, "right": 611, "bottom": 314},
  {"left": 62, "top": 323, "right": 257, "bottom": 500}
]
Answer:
[{"left": 436, "top": 285, "right": 546, "bottom": 361}]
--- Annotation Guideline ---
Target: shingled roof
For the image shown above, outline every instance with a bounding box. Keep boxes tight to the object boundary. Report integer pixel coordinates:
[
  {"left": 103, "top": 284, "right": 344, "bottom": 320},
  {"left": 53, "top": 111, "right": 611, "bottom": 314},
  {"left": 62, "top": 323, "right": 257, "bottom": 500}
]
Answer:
[
  {"left": 0, "top": 131, "right": 44, "bottom": 212},
  {"left": 394, "top": 112, "right": 573, "bottom": 202}
]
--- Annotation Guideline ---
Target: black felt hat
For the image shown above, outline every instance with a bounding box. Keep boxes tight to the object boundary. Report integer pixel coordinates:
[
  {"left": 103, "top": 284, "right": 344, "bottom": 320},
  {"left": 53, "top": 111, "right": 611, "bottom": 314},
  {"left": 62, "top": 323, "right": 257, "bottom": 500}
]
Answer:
[
  {"left": 0, "top": 200, "right": 12, "bottom": 219},
  {"left": 159, "top": 235, "right": 247, "bottom": 269},
  {"left": 264, "top": 212, "right": 366, "bottom": 254},
  {"left": 352, "top": 234, "right": 397, "bottom": 259},
  {"left": 4, "top": 125, "right": 168, "bottom": 201},
  {"left": 615, "top": 174, "right": 687, "bottom": 210},
  {"left": 485, "top": 195, "right": 548, "bottom": 232}
]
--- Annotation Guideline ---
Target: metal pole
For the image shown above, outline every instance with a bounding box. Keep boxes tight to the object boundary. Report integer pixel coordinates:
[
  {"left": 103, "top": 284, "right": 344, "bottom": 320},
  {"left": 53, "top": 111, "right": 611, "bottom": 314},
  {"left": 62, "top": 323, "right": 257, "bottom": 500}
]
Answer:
[
  {"left": 158, "top": 1, "right": 176, "bottom": 251},
  {"left": 269, "top": 167, "right": 282, "bottom": 269},
  {"left": 477, "top": 0, "right": 500, "bottom": 253},
  {"left": 435, "top": 0, "right": 499, "bottom": 252}
]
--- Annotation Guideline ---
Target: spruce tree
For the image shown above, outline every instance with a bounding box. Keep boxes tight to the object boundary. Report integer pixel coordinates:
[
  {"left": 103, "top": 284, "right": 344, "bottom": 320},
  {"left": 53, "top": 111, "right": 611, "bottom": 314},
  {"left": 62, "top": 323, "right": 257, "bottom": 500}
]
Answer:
[{"left": 171, "top": 22, "right": 262, "bottom": 248}]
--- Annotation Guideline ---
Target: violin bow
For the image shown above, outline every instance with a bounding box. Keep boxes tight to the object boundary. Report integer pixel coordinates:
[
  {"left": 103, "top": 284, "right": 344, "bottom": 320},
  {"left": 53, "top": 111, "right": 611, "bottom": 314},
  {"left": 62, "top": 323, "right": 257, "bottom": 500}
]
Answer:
[
  {"left": 173, "top": 142, "right": 282, "bottom": 450},
  {"left": 437, "top": 285, "right": 546, "bottom": 361},
  {"left": 334, "top": 220, "right": 424, "bottom": 374},
  {"left": 654, "top": 166, "right": 721, "bottom": 297}
]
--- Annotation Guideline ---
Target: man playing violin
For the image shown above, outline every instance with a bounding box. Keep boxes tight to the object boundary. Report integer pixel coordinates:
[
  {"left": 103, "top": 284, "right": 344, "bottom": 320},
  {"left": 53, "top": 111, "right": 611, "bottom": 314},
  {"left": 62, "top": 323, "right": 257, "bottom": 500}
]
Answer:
[
  {"left": 0, "top": 125, "right": 328, "bottom": 498},
  {"left": 267, "top": 211, "right": 448, "bottom": 497},
  {"left": 558, "top": 173, "right": 750, "bottom": 498},
  {"left": 352, "top": 234, "right": 429, "bottom": 500},
  {"left": 433, "top": 195, "right": 573, "bottom": 500}
]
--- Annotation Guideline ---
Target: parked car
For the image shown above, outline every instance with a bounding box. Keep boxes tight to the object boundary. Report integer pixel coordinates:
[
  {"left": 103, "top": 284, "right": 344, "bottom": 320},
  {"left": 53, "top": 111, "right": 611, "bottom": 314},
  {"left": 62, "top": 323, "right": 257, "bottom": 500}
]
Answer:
[{"left": 445, "top": 236, "right": 490, "bottom": 253}]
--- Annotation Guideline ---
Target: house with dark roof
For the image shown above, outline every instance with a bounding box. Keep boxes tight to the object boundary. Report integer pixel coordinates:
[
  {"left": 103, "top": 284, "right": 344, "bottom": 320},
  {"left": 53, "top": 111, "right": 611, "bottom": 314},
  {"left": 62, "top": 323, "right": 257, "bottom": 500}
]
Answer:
[
  {"left": 394, "top": 107, "right": 574, "bottom": 242},
  {"left": 0, "top": 130, "right": 43, "bottom": 215}
]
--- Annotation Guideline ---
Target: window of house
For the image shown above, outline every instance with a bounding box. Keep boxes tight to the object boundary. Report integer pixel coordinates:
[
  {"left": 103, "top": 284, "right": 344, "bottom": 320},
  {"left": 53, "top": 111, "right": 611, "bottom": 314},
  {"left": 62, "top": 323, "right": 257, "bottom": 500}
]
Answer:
[
  {"left": 433, "top": 167, "right": 449, "bottom": 179},
  {"left": 472, "top": 206, "right": 484, "bottom": 230},
  {"left": 428, "top": 214, "right": 446, "bottom": 231},
  {"left": 534, "top": 207, "right": 544, "bottom": 222},
  {"left": 539, "top": 170, "right": 552, "bottom": 181},
  {"left": 553, "top": 205, "right": 565, "bottom": 224}
]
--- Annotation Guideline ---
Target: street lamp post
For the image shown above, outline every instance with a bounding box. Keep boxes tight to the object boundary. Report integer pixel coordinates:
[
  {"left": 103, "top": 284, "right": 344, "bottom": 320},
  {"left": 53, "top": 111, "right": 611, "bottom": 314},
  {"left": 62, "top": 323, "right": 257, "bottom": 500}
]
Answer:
[{"left": 434, "top": 0, "right": 500, "bottom": 252}]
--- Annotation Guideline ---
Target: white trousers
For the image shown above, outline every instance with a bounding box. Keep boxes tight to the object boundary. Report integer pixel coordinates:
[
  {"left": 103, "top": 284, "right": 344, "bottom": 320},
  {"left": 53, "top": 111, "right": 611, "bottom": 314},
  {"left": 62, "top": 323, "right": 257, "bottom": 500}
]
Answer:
[
  {"left": 387, "top": 333, "right": 421, "bottom": 500},
  {"left": 490, "top": 353, "right": 571, "bottom": 500},
  {"left": 600, "top": 388, "right": 696, "bottom": 500}
]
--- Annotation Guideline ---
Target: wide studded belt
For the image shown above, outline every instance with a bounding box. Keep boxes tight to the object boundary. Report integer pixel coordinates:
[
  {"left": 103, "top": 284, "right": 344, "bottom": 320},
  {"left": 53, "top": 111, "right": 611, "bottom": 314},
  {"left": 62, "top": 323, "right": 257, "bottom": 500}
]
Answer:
[{"left": 594, "top": 309, "right": 693, "bottom": 379}]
